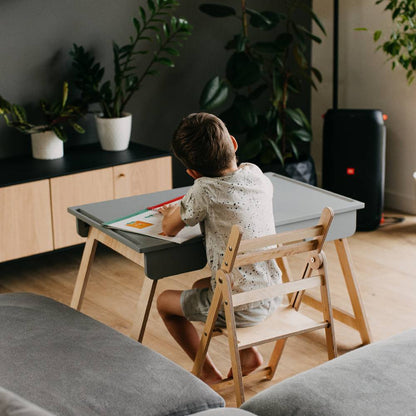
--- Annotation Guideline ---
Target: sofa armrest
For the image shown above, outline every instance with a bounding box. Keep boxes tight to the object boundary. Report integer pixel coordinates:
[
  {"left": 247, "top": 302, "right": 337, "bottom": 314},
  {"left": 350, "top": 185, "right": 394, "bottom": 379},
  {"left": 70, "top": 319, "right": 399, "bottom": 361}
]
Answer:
[{"left": 241, "top": 329, "right": 416, "bottom": 416}]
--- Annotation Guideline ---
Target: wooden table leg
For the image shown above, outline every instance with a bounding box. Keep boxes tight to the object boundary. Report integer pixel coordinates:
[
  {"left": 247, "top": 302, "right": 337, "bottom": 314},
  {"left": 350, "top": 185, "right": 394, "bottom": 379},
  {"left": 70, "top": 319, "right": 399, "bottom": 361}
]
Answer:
[
  {"left": 70, "top": 227, "right": 98, "bottom": 310},
  {"left": 334, "top": 238, "right": 372, "bottom": 344},
  {"left": 295, "top": 237, "right": 372, "bottom": 345},
  {"left": 130, "top": 277, "right": 158, "bottom": 342}
]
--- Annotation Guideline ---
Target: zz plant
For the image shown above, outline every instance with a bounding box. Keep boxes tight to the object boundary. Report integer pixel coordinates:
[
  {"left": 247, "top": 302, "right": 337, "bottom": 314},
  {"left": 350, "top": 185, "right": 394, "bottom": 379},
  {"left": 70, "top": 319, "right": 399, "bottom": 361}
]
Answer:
[
  {"left": 70, "top": 0, "right": 192, "bottom": 118},
  {"left": 198, "top": 1, "right": 325, "bottom": 166},
  {"left": 0, "top": 82, "right": 85, "bottom": 141}
]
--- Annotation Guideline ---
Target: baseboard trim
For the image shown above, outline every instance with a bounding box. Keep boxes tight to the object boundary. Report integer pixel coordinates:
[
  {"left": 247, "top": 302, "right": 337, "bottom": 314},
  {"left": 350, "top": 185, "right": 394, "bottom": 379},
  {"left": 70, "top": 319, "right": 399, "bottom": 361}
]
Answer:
[{"left": 384, "top": 189, "right": 416, "bottom": 214}]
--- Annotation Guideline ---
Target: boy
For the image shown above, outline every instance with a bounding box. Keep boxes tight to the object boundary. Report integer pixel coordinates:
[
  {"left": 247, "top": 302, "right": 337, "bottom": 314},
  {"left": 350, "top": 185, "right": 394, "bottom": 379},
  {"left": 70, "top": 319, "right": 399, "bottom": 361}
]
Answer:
[{"left": 157, "top": 112, "right": 282, "bottom": 384}]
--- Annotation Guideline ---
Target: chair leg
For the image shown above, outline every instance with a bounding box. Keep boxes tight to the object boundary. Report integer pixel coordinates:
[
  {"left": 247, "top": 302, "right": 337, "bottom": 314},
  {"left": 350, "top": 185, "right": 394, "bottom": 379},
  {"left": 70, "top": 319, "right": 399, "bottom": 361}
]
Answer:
[
  {"left": 266, "top": 338, "right": 287, "bottom": 380},
  {"left": 224, "top": 310, "right": 244, "bottom": 406},
  {"left": 276, "top": 257, "right": 293, "bottom": 303},
  {"left": 221, "top": 274, "right": 245, "bottom": 407},
  {"left": 192, "top": 286, "right": 223, "bottom": 377},
  {"left": 320, "top": 252, "right": 337, "bottom": 359}
]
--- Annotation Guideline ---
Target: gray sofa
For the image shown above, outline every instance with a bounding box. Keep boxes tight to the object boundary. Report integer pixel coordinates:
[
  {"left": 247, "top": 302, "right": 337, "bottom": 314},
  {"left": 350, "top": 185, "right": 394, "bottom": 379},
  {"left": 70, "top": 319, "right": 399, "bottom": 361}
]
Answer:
[
  {"left": 1, "top": 292, "right": 416, "bottom": 416},
  {"left": 241, "top": 327, "right": 416, "bottom": 416},
  {"left": 0, "top": 293, "right": 252, "bottom": 416}
]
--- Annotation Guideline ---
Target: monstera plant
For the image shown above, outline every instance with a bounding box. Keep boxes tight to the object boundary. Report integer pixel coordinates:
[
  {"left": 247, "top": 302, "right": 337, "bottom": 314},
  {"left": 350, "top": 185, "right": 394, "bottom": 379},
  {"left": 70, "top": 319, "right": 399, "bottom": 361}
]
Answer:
[{"left": 198, "top": 1, "right": 325, "bottom": 168}]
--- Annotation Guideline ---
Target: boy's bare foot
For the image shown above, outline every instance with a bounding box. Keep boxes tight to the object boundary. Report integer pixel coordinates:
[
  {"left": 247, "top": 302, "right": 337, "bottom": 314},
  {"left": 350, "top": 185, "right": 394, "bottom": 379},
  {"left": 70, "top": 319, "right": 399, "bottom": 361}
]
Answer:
[
  {"left": 200, "top": 367, "right": 223, "bottom": 385},
  {"left": 227, "top": 347, "right": 263, "bottom": 378}
]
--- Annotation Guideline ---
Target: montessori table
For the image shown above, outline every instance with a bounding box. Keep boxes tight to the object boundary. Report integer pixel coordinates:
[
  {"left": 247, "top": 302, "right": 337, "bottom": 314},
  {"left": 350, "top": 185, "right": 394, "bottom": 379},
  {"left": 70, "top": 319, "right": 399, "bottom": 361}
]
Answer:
[{"left": 68, "top": 173, "right": 371, "bottom": 344}]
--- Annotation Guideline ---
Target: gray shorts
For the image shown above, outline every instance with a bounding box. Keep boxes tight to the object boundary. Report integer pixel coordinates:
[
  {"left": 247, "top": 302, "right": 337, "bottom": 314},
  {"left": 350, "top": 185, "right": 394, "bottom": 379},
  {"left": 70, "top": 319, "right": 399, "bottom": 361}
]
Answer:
[{"left": 180, "top": 287, "right": 280, "bottom": 328}]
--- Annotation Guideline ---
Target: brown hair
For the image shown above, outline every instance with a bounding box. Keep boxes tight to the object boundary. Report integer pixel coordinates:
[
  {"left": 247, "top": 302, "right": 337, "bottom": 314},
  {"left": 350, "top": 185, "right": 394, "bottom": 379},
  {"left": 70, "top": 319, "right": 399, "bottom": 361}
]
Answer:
[{"left": 171, "top": 113, "right": 236, "bottom": 177}]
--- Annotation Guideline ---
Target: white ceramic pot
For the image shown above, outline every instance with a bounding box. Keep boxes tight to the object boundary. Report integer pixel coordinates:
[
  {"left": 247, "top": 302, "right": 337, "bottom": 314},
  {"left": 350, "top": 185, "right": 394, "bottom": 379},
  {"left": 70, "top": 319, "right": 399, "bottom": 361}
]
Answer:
[
  {"left": 95, "top": 113, "right": 132, "bottom": 151},
  {"left": 31, "top": 131, "right": 64, "bottom": 160}
]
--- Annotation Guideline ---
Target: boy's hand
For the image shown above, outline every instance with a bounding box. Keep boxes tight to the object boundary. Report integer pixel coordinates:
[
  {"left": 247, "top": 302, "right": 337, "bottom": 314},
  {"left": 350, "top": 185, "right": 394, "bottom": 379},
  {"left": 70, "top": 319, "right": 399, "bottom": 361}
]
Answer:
[
  {"left": 158, "top": 204, "right": 186, "bottom": 236},
  {"left": 158, "top": 204, "right": 177, "bottom": 217}
]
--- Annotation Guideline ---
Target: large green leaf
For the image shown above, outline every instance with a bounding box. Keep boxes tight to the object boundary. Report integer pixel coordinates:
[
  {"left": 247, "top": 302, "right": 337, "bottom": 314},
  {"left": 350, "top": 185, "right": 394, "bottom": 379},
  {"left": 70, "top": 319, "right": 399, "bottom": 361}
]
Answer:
[
  {"left": 265, "top": 138, "right": 284, "bottom": 165},
  {"left": 239, "top": 138, "right": 262, "bottom": 160},
  {"left": 199, "top": 76, "right": 229, "bottom": 110},
  {"left": 52, "top": 126, "right": 67, "bottom": 142},
  {"left": 290, "top": 128, "right": 312, "bottom": 142},
  {"left": 199, "top": 4, "right": 236, "bottom": 17},
  {"left": 285, "top": 108, "right": 304, "bottom": 127},
  {"left": 226, "top": 52, "right": 261, "bottom": 88},
  {"left": 295, "top": 25, "right": 322, "bottom": 44},
  {"left": 246, "top": 8, "right": 271, "bottom": 29},
  {"left": 234, "top": 96, "right": 258, "bottom": 128}
]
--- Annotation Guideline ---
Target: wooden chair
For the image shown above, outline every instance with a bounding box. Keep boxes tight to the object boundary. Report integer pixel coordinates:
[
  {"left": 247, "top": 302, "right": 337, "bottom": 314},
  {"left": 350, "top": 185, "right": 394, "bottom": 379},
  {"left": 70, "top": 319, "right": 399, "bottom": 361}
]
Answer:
[{"left": 192, "top": 207, "right": 337, "bottom": 406}]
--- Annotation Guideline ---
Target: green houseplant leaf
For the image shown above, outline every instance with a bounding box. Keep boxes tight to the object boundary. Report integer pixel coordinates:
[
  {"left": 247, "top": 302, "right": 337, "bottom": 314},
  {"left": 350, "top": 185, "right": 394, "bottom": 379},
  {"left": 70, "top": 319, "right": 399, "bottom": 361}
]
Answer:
[
  {"left": 198, "top": 0, "right": 325, "bottom": 166},
  {"left": 370, "top": 0, "right": 416, "bottom": 85},
  {"left": 0, "top": 81, "right": 85, "bottom": 142},
  {"left": 200, "top": 76, "right": 229, "bottom": 110},
  {"left": 199, "top": 4, "right": 236, "bottom": 17},
  {"left": 70, "top": 0, "right": 192, "bottom": 118}
]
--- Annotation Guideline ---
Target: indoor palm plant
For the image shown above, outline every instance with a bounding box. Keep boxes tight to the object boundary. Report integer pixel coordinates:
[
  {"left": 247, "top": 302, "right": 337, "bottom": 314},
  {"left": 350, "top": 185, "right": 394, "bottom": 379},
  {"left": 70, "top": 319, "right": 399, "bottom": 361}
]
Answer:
[
  {"left": 70, "top": 0, "right": 191, "bottom": 151},
  {"left": 0, "top": 82, "right": 85, "bottom": 160},
  {"left": 198, "top": 1, "right": 325, "bottom": 181}
]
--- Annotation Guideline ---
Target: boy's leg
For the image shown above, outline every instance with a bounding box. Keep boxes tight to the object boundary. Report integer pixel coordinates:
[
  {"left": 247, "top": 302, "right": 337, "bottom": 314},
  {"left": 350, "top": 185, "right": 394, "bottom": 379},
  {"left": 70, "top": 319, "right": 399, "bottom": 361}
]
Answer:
[
  {"left": 189, "top": 278, "right": 263, "bottom": 378},
  {"left": 227, "top": 347, "right": 263, "bottom": 378},
  {"left": 157, "top": 289, "right": 223, "bottom": 384},
  {"left": 192, "top": 277, "right": 211, "bottom": 289}
]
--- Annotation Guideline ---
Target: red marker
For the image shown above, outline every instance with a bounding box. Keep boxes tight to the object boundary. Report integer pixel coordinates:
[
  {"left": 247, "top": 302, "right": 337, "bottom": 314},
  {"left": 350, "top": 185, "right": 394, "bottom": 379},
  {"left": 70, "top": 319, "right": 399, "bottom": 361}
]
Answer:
[{"left": 146, "top": 195, "right": 184, "bottom": 210}]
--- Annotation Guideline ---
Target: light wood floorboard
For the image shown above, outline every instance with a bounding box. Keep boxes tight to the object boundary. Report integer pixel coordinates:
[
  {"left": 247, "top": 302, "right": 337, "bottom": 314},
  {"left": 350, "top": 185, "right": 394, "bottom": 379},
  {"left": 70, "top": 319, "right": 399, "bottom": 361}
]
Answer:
[{"left": 1, "top": 211, "right": 415, "bottom": 407}]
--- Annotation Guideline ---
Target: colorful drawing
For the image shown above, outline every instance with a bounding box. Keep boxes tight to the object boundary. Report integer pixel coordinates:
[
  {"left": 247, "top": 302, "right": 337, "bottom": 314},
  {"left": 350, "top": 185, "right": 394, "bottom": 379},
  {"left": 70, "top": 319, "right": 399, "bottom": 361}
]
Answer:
[{"left": 127, "top": 220, "right": 153, "bottom": 229}]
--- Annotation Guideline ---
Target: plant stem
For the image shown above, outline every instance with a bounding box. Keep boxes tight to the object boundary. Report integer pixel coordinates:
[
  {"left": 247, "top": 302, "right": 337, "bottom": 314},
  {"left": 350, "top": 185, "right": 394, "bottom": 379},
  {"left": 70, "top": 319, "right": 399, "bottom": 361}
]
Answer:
[
  {"left": 241, "top": 0, "right": 248, "bottom": 38},
  {"left": 121, "top": 25, "right": 184, "bottom": 110}
]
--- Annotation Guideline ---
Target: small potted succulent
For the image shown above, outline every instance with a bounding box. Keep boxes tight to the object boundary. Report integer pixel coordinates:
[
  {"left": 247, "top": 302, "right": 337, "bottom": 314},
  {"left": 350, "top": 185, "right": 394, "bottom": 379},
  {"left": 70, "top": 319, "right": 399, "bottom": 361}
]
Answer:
[
  {"left": 0, "top": 82, "right": 85, "bottom": 160},
  {"left": 70, "top": 0, "right": 192, "bottom": 151}
]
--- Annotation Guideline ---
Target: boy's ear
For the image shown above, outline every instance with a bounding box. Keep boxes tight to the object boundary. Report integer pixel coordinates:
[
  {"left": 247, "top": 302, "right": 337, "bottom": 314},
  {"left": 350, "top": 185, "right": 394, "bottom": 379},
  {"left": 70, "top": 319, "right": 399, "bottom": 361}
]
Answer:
[
  {"left": 230, "top": 135, "right": 238, "bottom": 152},
  {"left": 186, "top": 169, "right": 203, "bottom": 180}
]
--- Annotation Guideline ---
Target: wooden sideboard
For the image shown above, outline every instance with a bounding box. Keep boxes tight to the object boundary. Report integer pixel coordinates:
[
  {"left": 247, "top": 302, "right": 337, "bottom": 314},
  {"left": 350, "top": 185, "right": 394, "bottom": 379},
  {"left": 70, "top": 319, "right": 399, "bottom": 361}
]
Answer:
[{"left": 0, "top": 143, "right": 172, "bottom": 262}]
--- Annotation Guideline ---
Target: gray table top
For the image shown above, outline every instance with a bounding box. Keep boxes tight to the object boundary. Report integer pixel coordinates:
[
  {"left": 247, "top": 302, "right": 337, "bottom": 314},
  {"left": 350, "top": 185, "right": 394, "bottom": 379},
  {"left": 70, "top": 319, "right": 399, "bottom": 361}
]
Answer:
[{"left": 68, "top": 173, "right": 364, "bottom": 255}]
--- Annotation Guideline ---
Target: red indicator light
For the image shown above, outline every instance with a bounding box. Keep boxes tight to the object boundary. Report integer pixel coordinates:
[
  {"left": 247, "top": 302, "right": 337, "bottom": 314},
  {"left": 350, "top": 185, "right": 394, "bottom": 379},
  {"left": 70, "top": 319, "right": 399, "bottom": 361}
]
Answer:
[
  {"left": 346, "top": 167, "right": 355, "bottom": 175},
  {"left": 383, "top": 114, "right": 388, "bottom": 121}
]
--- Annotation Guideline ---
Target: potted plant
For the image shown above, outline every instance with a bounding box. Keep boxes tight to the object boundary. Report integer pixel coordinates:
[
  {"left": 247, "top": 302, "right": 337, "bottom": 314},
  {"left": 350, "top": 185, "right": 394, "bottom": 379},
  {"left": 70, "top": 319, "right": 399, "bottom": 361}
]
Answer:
[
  {"left": 198, "top": 1, "right": 325, "bottom": 184},
  {"left": 365, "top": 0, "right": 416, "bottom": 84},
  {"left": 0, "top": 82, "right": 85, "bottom": 160},
  {"left": 70, "top": 0, "right": 192, "bottom": 151}
]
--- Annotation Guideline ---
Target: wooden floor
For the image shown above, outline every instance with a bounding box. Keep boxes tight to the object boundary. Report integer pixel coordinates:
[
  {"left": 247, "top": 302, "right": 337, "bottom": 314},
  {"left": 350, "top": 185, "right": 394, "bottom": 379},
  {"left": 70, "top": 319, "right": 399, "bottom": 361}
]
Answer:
[{"left": 1, "top": 211, "right": 416, "bottom": 407}]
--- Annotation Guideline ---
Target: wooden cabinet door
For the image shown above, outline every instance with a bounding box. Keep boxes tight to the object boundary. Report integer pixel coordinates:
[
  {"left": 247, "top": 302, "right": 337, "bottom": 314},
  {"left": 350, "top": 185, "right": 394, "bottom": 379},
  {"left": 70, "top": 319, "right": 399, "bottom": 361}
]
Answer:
[
  {"left": 113, "top": 156, "right": 172, "bottom": 199},
  {"left": 0, "top": 180, "right": 53, "bottom": 262},
  {"left": 50, "top": 168, "right": 114, "bottom": 249}
]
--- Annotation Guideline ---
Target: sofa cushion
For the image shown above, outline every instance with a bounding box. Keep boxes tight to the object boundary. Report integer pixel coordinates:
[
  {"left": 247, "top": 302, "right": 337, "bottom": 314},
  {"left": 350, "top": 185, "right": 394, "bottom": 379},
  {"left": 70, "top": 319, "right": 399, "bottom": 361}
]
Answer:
[
  {"left": 0, "top": 293, "right": 224, "bottom": 416},
  {"left": 0, "top": 387, "right": 56, "bottom": 416},
  {"left": 241, "top": 329, "right": 416, "bottom": 416}
]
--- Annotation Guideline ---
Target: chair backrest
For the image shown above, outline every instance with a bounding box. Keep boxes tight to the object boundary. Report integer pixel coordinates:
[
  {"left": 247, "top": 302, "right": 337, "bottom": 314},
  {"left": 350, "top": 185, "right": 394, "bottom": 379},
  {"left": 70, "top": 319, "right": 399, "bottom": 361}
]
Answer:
[{"left": 216, "top": 206, "right": 334, "bottom": 308}]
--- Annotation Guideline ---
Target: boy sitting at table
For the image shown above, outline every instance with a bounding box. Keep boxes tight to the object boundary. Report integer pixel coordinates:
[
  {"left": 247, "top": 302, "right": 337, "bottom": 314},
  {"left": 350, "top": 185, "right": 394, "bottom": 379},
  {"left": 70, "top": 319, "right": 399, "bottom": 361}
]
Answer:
[{"left": 157, "top": 112, "right": 282, "bottom": 384}]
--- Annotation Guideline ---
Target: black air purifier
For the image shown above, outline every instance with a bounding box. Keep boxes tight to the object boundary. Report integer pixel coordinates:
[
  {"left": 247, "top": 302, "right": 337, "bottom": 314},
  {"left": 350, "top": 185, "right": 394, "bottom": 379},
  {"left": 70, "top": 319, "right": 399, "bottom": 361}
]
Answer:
[{"left": 322, "top": 109, "right": 386, "bottom": 231}]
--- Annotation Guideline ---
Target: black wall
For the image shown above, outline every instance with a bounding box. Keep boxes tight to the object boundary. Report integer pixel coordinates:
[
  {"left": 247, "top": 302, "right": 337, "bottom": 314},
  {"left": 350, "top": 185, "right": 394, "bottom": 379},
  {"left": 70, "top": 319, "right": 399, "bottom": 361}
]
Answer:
[{"left": 0, "top": 0, "right": 311, "bottom": 186}]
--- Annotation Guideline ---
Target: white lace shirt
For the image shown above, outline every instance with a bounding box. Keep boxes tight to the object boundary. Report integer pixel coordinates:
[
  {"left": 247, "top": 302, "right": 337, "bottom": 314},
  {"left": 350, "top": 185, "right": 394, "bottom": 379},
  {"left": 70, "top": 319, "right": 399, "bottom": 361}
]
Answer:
[{"left": 180, "top": 163, "right": 282, "bottom": 301}]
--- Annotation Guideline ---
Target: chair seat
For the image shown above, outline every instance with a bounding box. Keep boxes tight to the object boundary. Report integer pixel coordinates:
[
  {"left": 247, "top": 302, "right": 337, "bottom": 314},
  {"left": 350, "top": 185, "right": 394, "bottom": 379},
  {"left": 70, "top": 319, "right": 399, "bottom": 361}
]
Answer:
[{"left": 221, "top": 305, "right": 328, "bottom": 349}]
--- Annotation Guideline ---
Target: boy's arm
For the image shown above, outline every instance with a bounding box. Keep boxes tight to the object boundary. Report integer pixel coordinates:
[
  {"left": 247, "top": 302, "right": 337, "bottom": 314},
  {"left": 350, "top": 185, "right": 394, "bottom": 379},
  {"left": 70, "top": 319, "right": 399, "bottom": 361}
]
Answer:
[{"left": 158, "top": 204, "right": 186, "bottom": 236}]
